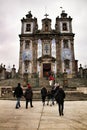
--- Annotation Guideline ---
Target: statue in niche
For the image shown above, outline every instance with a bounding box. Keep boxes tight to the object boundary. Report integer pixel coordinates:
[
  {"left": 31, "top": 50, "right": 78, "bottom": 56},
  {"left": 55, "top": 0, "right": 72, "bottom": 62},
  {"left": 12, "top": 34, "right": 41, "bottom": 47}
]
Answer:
[{"left": 45, "top": 24, "right": 48, "bottom": 31}]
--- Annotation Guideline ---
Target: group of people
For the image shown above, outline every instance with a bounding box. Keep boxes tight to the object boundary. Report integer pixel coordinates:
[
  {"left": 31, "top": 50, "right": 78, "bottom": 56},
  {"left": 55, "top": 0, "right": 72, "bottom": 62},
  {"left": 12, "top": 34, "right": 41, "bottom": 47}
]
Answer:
[
  {"left": 14, "top": 81, "right": 66, "bottom": 116},
  {"left": 41, "top": 83, "right": 65, "bottom": 116},
  {"left": 14, "top": 83, "right": 33, "bottom": 109}
]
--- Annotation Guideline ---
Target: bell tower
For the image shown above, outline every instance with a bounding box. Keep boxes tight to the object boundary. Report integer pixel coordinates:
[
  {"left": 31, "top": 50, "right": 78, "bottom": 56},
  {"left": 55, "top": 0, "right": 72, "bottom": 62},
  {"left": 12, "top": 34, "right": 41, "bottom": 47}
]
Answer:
[
  {"left": 55, "top": 10, "right": 76, "bottom": 76},
  {"left": 41, "top": 13, "right": 52, "bottom": 32},
  {"left": 19, "top": 11, "right": 38, "bottom": 77}
]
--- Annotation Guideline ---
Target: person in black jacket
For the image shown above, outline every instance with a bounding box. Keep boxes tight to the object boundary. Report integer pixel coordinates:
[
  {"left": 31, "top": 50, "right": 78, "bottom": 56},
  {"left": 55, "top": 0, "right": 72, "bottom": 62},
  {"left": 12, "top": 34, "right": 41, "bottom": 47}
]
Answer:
[
  {"left": 41, "top": 87, "right": 47, "bottom": 106},
  {"left": 24, "top": 84, "right": 33, "bottom": 109},
  {"left": 14, "top": 83, "right": 23, "bottom": 109},
  {"left": 55, "top": 86, "right": 65, "bottom": 116}
]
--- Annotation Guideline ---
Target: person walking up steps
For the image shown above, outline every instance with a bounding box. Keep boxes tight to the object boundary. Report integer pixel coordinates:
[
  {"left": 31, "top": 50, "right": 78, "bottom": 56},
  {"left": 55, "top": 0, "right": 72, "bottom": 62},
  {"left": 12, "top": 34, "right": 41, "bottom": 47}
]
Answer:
[{"left": 49, "top": 74, "right": 55, "bottom": 87}]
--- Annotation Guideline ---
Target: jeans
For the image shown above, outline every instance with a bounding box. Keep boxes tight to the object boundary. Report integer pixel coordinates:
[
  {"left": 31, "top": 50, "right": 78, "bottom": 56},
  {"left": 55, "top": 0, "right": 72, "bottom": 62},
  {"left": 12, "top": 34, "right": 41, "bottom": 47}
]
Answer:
[{"left": 16, "top": 97, "right": 21, "bottom": 108}]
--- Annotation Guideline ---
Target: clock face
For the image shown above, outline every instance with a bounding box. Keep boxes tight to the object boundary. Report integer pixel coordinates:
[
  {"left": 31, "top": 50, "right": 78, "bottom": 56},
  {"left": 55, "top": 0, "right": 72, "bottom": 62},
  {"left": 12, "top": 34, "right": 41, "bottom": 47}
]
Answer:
[
  {"left": 62, "top": 48, "right": 72, "bottom": 60},
  {"left": 43, "top": 43, "right": 50, "bottom": 55},
  {"left": 22, "top": 50, "right": 32, "bottom": 61}
]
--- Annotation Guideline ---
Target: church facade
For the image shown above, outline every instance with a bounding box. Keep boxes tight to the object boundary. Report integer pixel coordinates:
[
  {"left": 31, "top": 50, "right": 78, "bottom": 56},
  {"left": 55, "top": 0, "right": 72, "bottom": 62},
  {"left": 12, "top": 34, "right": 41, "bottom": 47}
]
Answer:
[{"left": 19, "top": 10, "right": 78, "bottom": 78}]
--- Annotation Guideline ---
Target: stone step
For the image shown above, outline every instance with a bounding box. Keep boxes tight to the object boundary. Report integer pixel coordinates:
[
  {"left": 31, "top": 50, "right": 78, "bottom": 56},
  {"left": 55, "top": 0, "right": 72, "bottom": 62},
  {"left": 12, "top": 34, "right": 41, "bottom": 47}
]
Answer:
[
  {"left": 0, "top": 77, "right": 87, "bottom": 88},
  {"left": 0, "top": 77, "right": 87, "bottom": 101},
  {"left": 1, "top": 91, "right": 87, "bottom": 101}
]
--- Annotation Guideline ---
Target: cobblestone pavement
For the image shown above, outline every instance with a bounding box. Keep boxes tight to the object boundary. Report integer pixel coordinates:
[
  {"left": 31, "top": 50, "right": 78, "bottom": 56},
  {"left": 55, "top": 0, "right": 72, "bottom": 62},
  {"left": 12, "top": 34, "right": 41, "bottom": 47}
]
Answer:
[{"left": 0, "top": 100, "right": 87, "bottom": 130}]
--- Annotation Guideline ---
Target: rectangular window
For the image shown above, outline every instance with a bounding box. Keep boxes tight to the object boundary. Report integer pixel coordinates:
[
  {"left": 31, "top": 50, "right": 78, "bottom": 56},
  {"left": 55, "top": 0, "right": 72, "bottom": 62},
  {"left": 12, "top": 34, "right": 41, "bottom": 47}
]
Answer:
[
  {"left": 62, "top": 23, "right": 67, "bottom": 31},
  {"left": 26, "top": 24, "right": 31, "bottom": 32}
]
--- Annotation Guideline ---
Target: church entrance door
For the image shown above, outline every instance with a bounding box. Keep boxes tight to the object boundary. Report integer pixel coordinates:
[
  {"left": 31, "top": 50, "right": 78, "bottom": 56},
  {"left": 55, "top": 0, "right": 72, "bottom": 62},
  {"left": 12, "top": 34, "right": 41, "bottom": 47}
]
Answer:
[{"left": 43, "top": 63, "right": 51, "bottom": 77}]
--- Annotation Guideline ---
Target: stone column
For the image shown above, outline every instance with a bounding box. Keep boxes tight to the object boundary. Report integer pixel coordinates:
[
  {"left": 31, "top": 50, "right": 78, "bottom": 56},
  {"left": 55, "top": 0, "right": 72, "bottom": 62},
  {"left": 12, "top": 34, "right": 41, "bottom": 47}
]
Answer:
[
  {"left": 56, "top": 40, "right": 61, "bottom": 74},
  {"left": 71, "top": 39, "right": 76, "bottom": 76},
  {"left": 19, "top": 39, "right": 23, "bottom": 77},
  {"left": 33, "top": 41, "right": 37, "bottom": 73}
]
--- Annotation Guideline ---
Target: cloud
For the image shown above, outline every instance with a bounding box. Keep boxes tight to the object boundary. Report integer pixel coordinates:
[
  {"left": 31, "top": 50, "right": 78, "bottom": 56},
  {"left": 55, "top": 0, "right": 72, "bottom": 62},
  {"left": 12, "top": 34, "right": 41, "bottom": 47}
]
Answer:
[{"left": 0, "top": 0, "right": 87, "bottom": 70}]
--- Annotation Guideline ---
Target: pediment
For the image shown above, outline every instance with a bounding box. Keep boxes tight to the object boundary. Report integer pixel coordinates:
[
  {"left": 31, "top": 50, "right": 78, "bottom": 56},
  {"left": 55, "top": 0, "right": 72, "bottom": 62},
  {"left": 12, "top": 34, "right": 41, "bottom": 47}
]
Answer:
[{"left": 37, "top": 56, "right": 56, "bottom": 62}]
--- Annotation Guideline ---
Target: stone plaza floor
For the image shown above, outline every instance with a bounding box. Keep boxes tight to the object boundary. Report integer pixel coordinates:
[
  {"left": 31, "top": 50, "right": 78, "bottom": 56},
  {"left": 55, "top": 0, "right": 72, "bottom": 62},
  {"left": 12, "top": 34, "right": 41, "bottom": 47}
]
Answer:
[{"left": 0, "top": 100, "right": 87, "bottom": 130}]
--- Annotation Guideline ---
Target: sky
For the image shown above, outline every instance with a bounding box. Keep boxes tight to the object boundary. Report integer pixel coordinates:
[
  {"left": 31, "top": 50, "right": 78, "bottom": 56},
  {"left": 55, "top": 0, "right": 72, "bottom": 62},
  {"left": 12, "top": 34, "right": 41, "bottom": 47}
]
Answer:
[{"left": 0, "top": 0, "right": 87, "bottom": 71}]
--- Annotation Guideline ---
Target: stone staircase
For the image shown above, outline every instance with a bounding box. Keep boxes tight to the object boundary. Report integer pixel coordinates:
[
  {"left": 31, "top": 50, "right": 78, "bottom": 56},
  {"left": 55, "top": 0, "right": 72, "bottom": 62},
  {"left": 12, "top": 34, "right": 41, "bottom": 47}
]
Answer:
[
  {"left": 0, "top": 77, "right": 87, "bottom": 88},
  {"left": 68, "top": 78, "right": 87, "bottom": 88},
  {"left": 0, "top": 77, "right": 87, "bottom": 100}
]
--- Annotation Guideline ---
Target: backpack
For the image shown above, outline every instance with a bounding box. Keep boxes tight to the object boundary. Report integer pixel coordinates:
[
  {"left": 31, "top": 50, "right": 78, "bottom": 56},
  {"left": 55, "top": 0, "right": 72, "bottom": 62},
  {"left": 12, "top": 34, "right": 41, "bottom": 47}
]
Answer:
[{"left": 25, "top": 89, "right": 32, "bottom": 99}]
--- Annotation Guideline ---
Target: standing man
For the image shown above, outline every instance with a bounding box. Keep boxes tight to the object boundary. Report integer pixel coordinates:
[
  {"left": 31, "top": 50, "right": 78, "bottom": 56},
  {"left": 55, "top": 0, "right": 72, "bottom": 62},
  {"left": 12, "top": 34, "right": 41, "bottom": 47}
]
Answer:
[
  {"left": 41, "top": 86, "right": 47, "bottom": 106},
  {"left": 24, "top": 84, "right": 33, "bottom": 109},
  {"left": 14, "top": 83, "right": 23, "bottom": 109},
  {"left": 55, "top": 86, "right": 65, "bottom": 116}
]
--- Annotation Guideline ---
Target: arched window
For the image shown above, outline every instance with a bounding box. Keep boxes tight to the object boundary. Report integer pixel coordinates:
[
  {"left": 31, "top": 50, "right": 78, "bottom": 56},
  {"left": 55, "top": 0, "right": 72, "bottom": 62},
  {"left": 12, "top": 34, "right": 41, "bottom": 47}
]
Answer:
[
  {"left": 37, "top": 39, "right": 42, "bottom": 58},
  {"left": 45, "top": 24, "right": 49, "bottom": 31},
  {"left": 51, "top": 39, "right": 56, "bottom": 58}
]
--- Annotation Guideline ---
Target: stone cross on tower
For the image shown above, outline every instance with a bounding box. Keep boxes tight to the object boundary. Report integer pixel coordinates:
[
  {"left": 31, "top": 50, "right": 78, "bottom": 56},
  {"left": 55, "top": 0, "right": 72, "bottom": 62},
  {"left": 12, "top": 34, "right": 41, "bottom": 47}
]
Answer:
[{"left": 44, "top": 13, "right": 49, "bottom": 18}]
